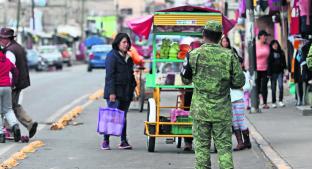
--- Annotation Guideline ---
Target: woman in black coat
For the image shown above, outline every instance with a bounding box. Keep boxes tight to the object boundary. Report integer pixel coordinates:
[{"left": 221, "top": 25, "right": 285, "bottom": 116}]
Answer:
[{"left": 103, "top": 33, "right": 136, "bottom": 150}]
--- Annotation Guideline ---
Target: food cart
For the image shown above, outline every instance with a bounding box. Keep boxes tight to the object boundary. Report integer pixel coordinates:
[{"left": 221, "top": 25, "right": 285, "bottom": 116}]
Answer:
[{"left": 127, "top": 6, "right": 235, "bottom": 152}]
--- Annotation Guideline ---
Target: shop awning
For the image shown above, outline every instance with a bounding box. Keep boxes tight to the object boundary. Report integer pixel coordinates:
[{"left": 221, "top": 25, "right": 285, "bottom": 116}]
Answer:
[
  {"left": 57, "top": 25, "right": 81, "bottom": 38},
  {"left": 127, "top": 5, "right": 236, "bottom": 39}
]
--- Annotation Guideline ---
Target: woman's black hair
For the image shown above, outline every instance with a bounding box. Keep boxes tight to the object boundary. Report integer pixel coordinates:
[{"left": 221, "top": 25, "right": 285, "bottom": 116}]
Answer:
[
  {"left": 202, "top": 29, "right": 222, "bottom": 43},
  {"left": 269, "top": 40, "right": 282, "bottom": 52},
  {"left": 112, "top": 33, "right": 131, "bottom": 51},
  {"left": 220, "top": 36, "right": 231, "bottom": 49}
]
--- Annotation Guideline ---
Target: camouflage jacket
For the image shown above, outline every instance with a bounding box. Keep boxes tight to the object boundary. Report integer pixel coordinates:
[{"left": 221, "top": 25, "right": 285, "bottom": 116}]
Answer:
[
  {"left": 306, "top": 45, "right": 312, "bottom": 69},
  {"left": 188, "top": 43, "right": 245, "bottom": 122}
]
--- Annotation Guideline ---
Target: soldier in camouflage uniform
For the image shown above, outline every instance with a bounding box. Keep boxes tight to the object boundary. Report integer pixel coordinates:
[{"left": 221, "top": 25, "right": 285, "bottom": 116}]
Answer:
[{"left": 181, "top": 21, "right": 245, "bottom": 169}]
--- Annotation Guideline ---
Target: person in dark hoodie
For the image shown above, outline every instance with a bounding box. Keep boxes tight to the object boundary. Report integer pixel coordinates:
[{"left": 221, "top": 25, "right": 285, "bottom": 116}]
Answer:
[
  {"left": 102, "top": 33, "right": 136, "bottom": 150},
  {"left": 268, "top": 40, "right": 287, "bottom": 108},
  {"left": 0, "top": 47, "right": 21, "bottom": 143}
]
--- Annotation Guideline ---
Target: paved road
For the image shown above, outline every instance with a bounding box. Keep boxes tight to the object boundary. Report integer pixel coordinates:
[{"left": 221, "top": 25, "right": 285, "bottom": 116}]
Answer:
[{"left": 1, "top": 65, "right": 273, "bottom": 169}]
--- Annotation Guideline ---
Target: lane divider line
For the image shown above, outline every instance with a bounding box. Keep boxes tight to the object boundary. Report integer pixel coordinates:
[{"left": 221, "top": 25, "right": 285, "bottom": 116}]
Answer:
[
  {"left": 0, "top": 89, "right": 104, "bottom": 168},
  {"left": 50, "top": 89, "right": 103, "bottom": 130},
  {"left": 0, "top": 140, "right": 44, "bottom": 169},
  {"left": 246, "top": 117, "right": 293, "bottom": 169},
  {"left": 0, "top": 94, "right": 89, "bottom": 158}
]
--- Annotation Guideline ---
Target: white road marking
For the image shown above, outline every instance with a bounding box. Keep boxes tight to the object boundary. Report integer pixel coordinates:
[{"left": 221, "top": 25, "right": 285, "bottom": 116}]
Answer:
[{"left": 0, "top": 93, "right": 90, "bottom": 157}]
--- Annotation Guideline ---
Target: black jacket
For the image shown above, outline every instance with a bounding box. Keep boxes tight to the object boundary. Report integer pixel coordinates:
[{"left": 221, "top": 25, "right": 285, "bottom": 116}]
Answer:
[
  {"left": 104, "top": 49, "right": 136, "bottom": 102},
  {"left": 268, "top": 49, "right": 287, "bottom": 75},
  {"left": 4, "top": 40, "right": 30, "bottom": 90}
]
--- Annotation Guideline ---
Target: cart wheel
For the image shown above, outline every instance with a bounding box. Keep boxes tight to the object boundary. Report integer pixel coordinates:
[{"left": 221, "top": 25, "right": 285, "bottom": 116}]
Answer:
[
  {"left": 147, "top": 136, "right": 156, "bottom": 152},
  {"left": 139, "top": 80, "right": 146, "bottom": 112},
  {"left": 176, "top": 137, "right": 182, "bottom": 148}
]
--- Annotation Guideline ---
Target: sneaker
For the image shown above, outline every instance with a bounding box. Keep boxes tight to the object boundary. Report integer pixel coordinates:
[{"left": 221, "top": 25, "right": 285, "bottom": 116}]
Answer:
[
  {"left": 278, "top": 102, "right": 285, "bottom": 107},
  {"left": 0, "top": 134, "right": 5, "bottom": 143},
  {"left": 272, "top": 103, "right": 277, "bottom": 108},
  {"left": 12, "top": 124, "right": 21, "bottom": 142},
  {"left": 119, "top": 141, "right": 132, "bottom": 150},
  {"left": 29, "top": 122, "right": 38, "bottom": 138},
  {"left": 101, "top": 141, "right": 110, "bottom": 150}
]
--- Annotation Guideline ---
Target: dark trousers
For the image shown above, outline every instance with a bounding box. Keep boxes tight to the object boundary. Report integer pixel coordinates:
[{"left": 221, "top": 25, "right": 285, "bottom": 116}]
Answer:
[
  {"left": 271, "top": 73, "right": 284, "bottom": 103},
  {"left": 104, "top": 100, "right": 131, "bottom": 142},
  {"left": 184, "top": 90, "right": 193, "bottom": 144},
  {"left": 12, "top": 89, "right": 33, "bottom": 130},
  {"left": 256, "top": 71, "right": 269, "bottom": 104}
]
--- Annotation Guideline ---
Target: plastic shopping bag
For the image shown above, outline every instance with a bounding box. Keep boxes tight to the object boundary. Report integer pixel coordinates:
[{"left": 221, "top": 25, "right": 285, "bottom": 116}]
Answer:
[{"left": 97, "top": 107, "right": 125, "bottom": 136}]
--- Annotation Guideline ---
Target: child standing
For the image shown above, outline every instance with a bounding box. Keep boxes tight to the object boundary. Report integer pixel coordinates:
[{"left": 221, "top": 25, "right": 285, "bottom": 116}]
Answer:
[
  {"left": 0, "top": 48, "right": 21, "bottom": 143},
  {"left": 230, "top": 68, "right": 252, "bottom": 151},
  {"left": 268, "top": 40, "right": 287, "bottom": 108}
]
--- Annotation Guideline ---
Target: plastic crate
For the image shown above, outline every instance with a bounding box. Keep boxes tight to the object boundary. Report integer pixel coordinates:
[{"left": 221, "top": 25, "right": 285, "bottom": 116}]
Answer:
[{"left": 171, "top": 116, "right": 192, "bottom": 135}]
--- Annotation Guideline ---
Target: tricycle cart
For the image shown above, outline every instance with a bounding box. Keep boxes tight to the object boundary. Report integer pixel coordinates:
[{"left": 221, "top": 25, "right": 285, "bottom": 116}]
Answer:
[{"left": 141, "top": 7, "right": 223, "bottom": 152}]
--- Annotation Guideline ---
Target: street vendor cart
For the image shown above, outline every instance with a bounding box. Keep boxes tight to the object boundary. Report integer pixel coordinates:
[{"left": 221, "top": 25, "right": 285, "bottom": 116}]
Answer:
[{"left": 127, "top": 6, "right": 235, "bottom": 152}]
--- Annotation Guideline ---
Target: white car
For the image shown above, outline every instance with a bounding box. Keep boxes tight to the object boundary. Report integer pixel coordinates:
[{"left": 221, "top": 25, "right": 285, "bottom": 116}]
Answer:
[{"left": 37, "top": 46, "right": 63, "bottom": 70}]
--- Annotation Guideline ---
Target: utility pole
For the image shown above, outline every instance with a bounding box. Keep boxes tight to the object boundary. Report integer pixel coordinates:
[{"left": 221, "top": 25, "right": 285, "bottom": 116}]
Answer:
[
  {"left": 280, "top": 0, "right": 288, "bottom": 65},
  {"left": 64, "top": 0, "right": 68, "bottom": 24},
  {"left": 31, "top": 0, "right": 35, "bottom": 30},
  {"left": 80, "top": 0, "right": 85, "bottom": 38},
  {"left": 246, "top": 0, "right": 260, "bottom": 113},
  {"left": 16, "top": 0, "right": 21, "bottom": 33}
]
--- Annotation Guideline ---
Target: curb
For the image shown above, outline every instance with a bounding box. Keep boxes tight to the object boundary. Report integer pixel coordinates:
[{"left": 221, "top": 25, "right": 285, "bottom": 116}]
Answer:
[{"left": 246, "top": 117, "right": 292, "bottom": 169}]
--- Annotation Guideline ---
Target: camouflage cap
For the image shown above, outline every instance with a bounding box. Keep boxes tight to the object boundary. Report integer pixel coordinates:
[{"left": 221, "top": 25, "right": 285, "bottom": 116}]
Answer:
[{"left": 204, "top": 20, "right": 222, "bottom": 32}]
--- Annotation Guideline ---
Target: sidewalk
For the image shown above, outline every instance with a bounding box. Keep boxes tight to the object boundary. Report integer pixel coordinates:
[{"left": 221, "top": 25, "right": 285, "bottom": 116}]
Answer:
[{"left": 246, "top": 96, "right": 312, "bottom": 169}]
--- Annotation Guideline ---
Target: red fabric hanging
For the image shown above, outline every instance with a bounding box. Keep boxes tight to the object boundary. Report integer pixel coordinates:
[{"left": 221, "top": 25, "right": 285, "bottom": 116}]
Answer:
[{"left": 290, "top": 5, "right": 300, "bottom": 35}]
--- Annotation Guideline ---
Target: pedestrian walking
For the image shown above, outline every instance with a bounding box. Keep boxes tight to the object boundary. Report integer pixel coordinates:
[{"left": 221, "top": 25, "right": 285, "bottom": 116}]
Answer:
[
  {"left": 181, "top": 21, "right": 245, "bottom": 169},
  {"left": 0, "top": 28, "right": 38, "bottom": 138},
  {"left": 0, "top": 47, "right": 21, "bottom": 143},
  {"left": 102, "top": 33, "right": 136, "bottom": 150},
  {"left": 256, "top": 30, "right": 271, "bottom": 109},
  {"left": 268, "top": 40, "right": 287, "bottom": 108}
]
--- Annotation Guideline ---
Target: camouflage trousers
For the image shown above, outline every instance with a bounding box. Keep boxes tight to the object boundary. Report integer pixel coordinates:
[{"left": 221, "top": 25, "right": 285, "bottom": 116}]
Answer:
[{"left": 193, "top": 119, "right": 234, "bottom": 169}]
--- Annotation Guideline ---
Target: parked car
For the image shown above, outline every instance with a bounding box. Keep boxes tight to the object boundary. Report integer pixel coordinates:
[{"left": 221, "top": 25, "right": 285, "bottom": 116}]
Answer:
[
  {"left": 87, "top": 44, "right": 111, "bottom": 72},
  {"left": 37, "top": 45, "right": 63, "bottom": 70},
  {"left": 26, "top": 49, "right": 48, "bottom": 71},
  {"left": 58, "top": 44, "right": 72, "bottom": 67}
]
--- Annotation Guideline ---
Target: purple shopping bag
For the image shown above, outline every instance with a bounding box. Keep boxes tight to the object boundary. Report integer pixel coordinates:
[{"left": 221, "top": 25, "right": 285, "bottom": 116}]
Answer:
[{"left": 97, "top": 107, "right": 125, "bottom": 136}]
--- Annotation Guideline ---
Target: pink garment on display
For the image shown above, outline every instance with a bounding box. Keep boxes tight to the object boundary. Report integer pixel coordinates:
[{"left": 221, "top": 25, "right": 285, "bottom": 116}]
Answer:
[
  {"left": 256, "top": 42, "right": 270, "bottom": 71},
  {"left": 298, "top": 0, "right": 311, "bottom": 25},
  {"left": 126, "top": 6, "right": 236, "bottom": 39}
]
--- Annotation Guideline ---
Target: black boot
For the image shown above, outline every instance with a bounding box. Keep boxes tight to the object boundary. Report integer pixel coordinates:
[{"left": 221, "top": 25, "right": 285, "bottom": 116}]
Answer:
[
  {"left": 29, "top": 122, "right": 38, "bottom": 138},
  {"left": 0, "top": 133, "right": 5, "bottom": 143},
  {"left": 12, "top": 124, "right": 21, "bottom": 142},
  {"left": 233, "top": 130, "right": 246, "bottom": 151},
  {"left": 242, "top": 129, "right": 251, "bottom": 149}
]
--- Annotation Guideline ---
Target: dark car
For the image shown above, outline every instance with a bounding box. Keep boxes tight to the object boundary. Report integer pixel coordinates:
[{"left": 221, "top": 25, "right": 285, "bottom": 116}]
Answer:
[
  {"left": 26, "top": 49, "right": 48, "bottom": 71},
  {"left": 87, "top": 44, "right": 111, "bottom": 72}
]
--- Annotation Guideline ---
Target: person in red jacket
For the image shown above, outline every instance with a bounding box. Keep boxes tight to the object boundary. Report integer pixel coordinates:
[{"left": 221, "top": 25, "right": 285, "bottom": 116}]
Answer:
[{"left": 0, "top": 48, "right": 21, "bottom": 143}]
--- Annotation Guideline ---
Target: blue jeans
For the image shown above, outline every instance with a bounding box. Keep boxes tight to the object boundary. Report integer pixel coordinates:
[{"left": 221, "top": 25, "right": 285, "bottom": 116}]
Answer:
[
  {"left": 104, "top": 100, "right": 131, "bottom": 142},
  {"left": 0, "top": 87, "right": 18, "bottom": 134},
  {"left": 271, "top": 73, "right": 284, "bottom": 103}
]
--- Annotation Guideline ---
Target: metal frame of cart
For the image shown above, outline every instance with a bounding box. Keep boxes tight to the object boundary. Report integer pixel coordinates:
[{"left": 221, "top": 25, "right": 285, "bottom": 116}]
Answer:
[{"left": 144, "top": 11, "right": 222, "bottom": 152}]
